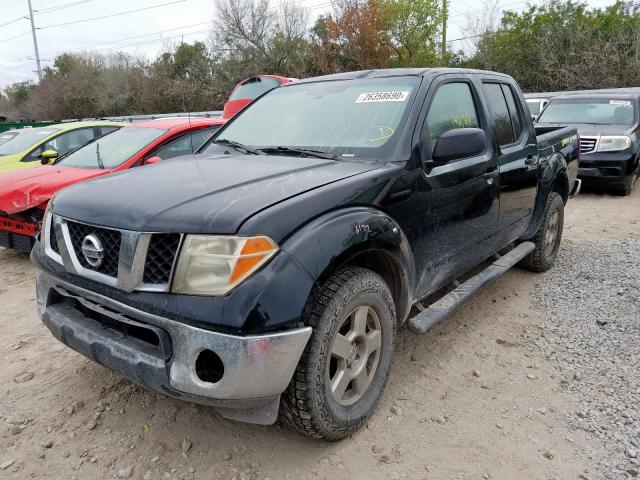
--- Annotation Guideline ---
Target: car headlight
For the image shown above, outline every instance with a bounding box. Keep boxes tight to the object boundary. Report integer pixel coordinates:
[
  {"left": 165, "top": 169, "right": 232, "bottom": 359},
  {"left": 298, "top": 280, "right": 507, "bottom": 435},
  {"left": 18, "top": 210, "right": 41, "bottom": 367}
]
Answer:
[
  {"left": 40, "top": 202, "right": 53, "bottom": 247},
  {"left": 172, "top": 235, "right": 278, "bottom": 296},
  {"left": 596, "top": 136, "right": 631, "bottom": 152}
]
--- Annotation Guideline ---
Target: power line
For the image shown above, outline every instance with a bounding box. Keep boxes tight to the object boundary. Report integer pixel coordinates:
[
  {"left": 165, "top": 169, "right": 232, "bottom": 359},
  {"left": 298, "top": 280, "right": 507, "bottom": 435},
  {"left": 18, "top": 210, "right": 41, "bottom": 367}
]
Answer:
[
  {"left": 35, "top": 0, "right": 96, "bottom": 15},
  {"left": 0, "top": 31, "right": 31, "bottom": 45},
  {"left": 38, "top": 0, "right": 188, "bottom": 30},
  {"left": 0, "top": 16, "right": 25, "bottom": 28}
]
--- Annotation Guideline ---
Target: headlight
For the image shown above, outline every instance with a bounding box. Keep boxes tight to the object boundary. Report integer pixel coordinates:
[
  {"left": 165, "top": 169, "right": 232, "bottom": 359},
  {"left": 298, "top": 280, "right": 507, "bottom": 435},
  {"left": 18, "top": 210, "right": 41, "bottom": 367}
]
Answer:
[
  {"left": 596, "top": 136, "right": 631, "bottom": 152},
  {"left": 40, "top": 202, "right": 53, "bottom": 247},
  {"left": 172, "top": 235, "right": 278, "bottom": 296}
]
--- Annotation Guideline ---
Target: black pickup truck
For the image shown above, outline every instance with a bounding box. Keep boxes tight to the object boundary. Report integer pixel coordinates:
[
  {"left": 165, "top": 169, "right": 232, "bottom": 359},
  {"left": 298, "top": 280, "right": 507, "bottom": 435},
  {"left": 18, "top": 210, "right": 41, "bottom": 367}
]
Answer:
[{"left": 32, "top": 68, "right": 579, "bottom": 440}]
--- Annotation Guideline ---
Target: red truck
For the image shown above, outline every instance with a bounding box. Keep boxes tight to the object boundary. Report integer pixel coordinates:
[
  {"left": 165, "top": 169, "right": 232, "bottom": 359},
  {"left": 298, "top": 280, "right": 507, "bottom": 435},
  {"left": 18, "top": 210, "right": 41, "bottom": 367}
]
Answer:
[{"left": 0, "top": 117, "right": 222, "bottom": 252}]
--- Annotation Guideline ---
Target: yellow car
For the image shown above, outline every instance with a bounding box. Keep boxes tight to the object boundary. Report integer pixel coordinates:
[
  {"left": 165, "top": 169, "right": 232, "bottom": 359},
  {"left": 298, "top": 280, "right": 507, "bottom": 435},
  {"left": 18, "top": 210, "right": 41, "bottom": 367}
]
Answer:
[{"left": 0, "top": 121, "right": 125, "bottom": 174}]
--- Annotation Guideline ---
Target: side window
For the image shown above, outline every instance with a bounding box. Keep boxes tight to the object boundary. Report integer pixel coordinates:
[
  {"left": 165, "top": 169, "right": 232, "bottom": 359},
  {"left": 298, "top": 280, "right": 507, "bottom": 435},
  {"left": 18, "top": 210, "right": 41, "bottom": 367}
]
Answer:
[
  {"left": 98, "top": 126, "right": 120, "bottom": 136},
  {"left": 482, "top": 83, "right": 515, "bottom": 146},
  {"left": 190, "top": 127, "right": 219, "bottom": 152},
  {"left": 26, "top": 128, "right": 96, "bottom": 161},
  {"left": 425, "top": 82, "right": 480, "bottom": 154},
  {"left": 500, "top": 84, "right": 523, "bottom": 140},
  {"left": 153, "top": 128, "right": 220, "bottom": 161}
]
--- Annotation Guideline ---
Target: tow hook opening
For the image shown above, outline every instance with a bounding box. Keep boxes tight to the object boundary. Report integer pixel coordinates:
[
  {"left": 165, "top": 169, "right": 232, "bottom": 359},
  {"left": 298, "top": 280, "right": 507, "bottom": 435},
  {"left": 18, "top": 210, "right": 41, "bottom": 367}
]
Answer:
[{"left": 195, "top": 349, "right": 224, "bottom": 383}]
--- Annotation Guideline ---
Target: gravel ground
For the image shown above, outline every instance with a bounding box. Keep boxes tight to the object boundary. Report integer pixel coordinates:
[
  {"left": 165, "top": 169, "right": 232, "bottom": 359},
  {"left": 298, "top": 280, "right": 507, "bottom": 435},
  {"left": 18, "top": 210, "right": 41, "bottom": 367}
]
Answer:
[{"left": 532, "top": 238, "right": 640, "bottom": 479}]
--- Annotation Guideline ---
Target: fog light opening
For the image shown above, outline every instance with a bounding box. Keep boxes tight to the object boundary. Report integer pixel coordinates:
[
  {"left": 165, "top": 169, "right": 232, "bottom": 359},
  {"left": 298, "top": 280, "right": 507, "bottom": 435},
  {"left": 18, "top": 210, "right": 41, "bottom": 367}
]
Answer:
[{"left": 195, "top": 349, "right": 224, "bottom": 383}]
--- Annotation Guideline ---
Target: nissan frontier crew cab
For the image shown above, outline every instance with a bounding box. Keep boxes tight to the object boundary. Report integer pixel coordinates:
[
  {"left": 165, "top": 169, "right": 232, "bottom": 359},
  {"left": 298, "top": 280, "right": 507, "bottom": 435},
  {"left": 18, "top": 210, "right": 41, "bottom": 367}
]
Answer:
[{"left": 33, "top": 68, "right": 579, "bottom": 441}]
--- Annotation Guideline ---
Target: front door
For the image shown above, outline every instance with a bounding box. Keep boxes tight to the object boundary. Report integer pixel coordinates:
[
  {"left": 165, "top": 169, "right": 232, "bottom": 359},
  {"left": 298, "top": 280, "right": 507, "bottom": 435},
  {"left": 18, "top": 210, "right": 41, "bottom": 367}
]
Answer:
[{"left": 401, "top": 76, "right": 500, "bottom": 298}]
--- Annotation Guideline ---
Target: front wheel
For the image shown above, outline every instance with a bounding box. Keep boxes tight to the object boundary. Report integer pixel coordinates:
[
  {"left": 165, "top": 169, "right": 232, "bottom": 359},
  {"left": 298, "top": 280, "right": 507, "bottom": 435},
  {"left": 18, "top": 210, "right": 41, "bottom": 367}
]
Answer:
[
  {"left": 519, "top": 192, "right": 564, "bottom": 272},
  {"left": 615, "top": 162, "right": 639, "bottom": 196},
  {"left": 280, "top": 267, "right": 396, "bottom": 440}
]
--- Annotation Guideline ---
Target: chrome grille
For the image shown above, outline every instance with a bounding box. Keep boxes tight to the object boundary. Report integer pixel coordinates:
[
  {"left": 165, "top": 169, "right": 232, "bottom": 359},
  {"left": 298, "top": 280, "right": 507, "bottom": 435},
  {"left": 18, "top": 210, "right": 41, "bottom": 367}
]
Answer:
[
  {"left": 143, "top": 234, "right": 181, "bottom": 285},
  {"left": 580, "top": 137, "right": 597, "bottom": 154},
  {"left": 67, "top": 221, "right": 121, "bottom": 277},
  {"left": 46, "top": 215, "right": 182, "bottom": 292}
]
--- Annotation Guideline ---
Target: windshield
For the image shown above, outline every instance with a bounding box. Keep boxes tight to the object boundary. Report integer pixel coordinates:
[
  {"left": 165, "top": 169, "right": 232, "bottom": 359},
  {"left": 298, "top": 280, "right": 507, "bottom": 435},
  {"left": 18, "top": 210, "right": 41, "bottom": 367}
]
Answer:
[
  {"left": 229, "top": 77, "right": 282, "bottom": 100},
  {"left": 58, "top": 127, "right": 165, "bottom": 169},
  {"left": 207, "top": 76, "right": 420, "bottom": 161},
  {"left": 0, "top": 127, "right": 60, "bottom": 155},
  {"left": 0, "top": 131, "right": 19, "bottom": 147},
  {"left": 538, "top": 98, "right": 636, "bottom": 125},
  {"left": 526, "top": 100, "right": 542, "bottom": 116}
]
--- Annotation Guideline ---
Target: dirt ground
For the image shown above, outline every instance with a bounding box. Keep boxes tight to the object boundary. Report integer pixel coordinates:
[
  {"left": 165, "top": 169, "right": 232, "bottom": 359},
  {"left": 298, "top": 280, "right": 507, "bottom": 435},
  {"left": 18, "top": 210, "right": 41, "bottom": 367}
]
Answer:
[{"left": 1, "top": 187, "right": 639, "bottom": 480}]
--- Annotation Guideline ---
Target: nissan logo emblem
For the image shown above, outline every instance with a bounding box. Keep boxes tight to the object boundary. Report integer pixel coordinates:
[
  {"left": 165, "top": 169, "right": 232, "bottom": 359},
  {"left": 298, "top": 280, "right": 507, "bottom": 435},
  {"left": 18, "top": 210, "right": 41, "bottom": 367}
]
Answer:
[{"left": 81, "top": 234, "right": 104, "bottom": 268}]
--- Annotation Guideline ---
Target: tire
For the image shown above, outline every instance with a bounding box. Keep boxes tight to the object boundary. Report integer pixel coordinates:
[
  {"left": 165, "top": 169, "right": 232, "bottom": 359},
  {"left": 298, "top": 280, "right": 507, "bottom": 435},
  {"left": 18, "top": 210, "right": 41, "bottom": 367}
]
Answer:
[
  {"left": 280, "top": 267, "right": 396, "bottom": 441},
  {"left": 615, "top": 162, "right": 639, "bottom": 196},
  {"left": 519, "top": 192, "right": 564, "bottom": 272}
]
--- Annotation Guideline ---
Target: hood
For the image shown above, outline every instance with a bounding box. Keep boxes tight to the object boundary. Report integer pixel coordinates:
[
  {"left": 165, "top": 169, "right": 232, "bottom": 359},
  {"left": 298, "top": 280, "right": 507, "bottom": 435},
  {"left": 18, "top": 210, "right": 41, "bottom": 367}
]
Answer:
[
  {"left": 0, "top": 165, "right": 108, "bottom": 214},
  {"left": 538, "top": 122, "right": 636, "bottom": 136},
  {"left": 52, "top": 154, "right": 379, "bottom": 234},
  {"left": 0, "top": 153, "right": 32, "bottom": 174},
  {"left": 222, "top": 99, "right": 251, "bottom": 119}
]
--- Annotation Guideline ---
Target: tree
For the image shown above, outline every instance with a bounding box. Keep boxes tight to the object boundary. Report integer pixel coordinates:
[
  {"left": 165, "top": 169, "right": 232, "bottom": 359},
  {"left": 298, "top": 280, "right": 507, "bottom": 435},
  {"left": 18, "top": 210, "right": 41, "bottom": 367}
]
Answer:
[
  {"left": 465, "top": 1, "right": 640, "bottom": 92},
  {"left": 382, "top": 0, "right": 442, "bottom": 67}
]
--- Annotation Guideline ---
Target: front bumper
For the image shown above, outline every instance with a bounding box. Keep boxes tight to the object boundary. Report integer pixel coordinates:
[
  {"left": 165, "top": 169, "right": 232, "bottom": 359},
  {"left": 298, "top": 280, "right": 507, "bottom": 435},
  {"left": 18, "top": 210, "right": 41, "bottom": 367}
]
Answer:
[
  {"left": 0, "top": 216, "right": 37, "bottom": 253},
  {"left": 578, "top": 151, "right": 637, "bottom": 185},
  {"left": 36, "top": 270, "right": 311, "bottom": 425}
]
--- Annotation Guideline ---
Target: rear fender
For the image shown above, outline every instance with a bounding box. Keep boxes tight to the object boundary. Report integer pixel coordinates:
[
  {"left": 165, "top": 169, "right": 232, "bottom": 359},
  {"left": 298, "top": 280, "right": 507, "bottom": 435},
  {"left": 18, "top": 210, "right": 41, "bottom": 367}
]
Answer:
[
  {"left": 282, "top": 207, "right": 416, "bottom": 323},
  {"left": 521, "top": 152, "right": 567, "bottom": 240}
]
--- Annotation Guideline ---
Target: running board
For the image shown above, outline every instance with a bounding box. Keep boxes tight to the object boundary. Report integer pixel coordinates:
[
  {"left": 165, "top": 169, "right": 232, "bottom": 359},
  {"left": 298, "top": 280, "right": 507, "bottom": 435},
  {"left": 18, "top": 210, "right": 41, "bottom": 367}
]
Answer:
[{"left": 408, "top": 241, "right": 535, "bottom": 334}]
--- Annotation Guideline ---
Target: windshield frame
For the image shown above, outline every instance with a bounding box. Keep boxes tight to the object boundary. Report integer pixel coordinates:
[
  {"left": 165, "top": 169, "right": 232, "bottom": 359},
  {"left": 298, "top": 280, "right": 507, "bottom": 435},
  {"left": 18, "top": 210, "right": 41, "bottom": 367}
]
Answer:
[
  {"left": 200, "top": 75, "right": 424, "bottom": 163},
  {"left": 56, "top": 126, "right": 167, "bottom": 170},
  {"left": 537, "top": 97, "right": 638, "bottom": 126}
]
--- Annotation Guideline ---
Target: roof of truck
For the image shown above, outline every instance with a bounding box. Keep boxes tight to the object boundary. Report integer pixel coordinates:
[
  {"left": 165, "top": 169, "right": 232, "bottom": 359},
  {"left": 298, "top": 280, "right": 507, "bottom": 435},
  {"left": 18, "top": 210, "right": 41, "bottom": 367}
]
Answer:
[{"left": 294, "top": 68, "right": 512, "bottom": 84}]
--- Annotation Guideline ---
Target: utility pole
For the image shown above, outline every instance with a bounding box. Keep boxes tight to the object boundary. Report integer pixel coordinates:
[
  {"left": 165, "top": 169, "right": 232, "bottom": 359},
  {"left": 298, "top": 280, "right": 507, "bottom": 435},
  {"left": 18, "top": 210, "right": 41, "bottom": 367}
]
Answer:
[
  {"left": 27, "top": 0, "right": 43, "bottom": 81},
  {"left": 441, "top": 0, "right": 447, "bottom": 61}
]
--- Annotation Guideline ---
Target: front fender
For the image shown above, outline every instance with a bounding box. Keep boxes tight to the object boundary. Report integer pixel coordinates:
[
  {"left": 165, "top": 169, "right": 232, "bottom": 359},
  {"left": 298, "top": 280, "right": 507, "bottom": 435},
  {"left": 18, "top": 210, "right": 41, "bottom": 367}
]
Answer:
[
  {"left": 521, "top": 152, "right": 568, "bottom": 240},
  {"left": 282, "top": 207, "right": 416, "bottom": 322}
]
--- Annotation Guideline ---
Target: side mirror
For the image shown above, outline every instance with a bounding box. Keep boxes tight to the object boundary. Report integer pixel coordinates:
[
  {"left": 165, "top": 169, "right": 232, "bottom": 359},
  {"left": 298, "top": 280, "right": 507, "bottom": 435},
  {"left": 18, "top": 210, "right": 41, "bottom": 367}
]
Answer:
[
  {"left": 145, "top": 156, "right": 161, "bottom": 165},
  {"left": 39, "top": 149, "right": 58, "bottom": 165},
  {"left": 431, "top": 128, "right": 486, "bottom": 164}
]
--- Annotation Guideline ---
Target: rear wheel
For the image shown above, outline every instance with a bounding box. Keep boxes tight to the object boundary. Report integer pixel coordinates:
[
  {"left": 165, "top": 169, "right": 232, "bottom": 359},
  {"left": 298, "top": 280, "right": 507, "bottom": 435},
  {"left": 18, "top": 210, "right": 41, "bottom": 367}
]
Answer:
[
  {"left": 519, "top": 192, "right": 564, "bottom": 272},
  {"left": 280, "top": 267, "right": 396, "bottom": 440}
]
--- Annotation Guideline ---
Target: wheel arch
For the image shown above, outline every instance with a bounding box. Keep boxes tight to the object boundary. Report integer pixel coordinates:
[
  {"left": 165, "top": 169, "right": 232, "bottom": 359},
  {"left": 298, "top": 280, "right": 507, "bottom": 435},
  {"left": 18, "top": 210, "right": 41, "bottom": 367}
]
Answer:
[
  {"left": 282, "top": 207, "right": 416, "bottom": 324},
  {"left": 521, "top": 152, "right": 568, "bottom": 239}
]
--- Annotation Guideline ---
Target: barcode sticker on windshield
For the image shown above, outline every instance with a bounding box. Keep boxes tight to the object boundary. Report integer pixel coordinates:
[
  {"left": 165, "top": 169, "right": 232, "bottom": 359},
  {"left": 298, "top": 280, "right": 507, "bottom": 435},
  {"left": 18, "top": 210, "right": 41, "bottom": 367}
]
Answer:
[
  {"left": 610, "top": 100, "right": 631, "bottom": 106},
  {"left": 356, "top": 91, "right": 409, "bottom": 103}
]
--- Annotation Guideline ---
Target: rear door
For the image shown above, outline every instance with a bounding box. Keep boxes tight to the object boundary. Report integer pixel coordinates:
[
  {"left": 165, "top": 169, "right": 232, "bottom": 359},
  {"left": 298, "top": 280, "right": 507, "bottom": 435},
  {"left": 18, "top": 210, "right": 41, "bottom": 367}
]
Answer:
[
  {"left": 481, "top": 81, "right": 538, "bottom": 235},
  {"left": 404, "top": 75, "right": 500, "bottom": 297}
]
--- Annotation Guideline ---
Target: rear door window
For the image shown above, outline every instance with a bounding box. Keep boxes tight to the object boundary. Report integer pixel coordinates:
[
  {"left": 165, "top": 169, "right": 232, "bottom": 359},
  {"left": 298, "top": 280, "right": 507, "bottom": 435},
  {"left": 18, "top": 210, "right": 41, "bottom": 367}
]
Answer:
[
  {"left": 482, "top": 83, "right": 515, "bottom": 146},
  {"left": 501, "top": 84, "right": 524, "bottom": 141}
]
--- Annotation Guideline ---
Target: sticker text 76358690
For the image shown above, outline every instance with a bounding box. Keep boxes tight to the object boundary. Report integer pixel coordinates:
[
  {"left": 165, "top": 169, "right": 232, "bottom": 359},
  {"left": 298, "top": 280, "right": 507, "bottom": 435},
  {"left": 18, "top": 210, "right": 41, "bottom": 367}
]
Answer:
[{"left": 356, "top": 91, "right": 409, "bottom": 103}]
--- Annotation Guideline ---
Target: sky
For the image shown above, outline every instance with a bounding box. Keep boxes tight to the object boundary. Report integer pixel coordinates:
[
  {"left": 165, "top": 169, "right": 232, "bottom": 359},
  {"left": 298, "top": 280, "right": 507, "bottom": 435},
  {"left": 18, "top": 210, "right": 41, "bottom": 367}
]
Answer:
[{"left": 0, "top": 0, "right": 619, "bottom": 88}]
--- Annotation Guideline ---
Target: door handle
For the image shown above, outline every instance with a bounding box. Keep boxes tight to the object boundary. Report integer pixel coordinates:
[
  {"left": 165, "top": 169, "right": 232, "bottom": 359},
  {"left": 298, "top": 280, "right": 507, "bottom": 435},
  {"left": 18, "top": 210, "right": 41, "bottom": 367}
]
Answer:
[
  {"left": 483, "top": 170, "right": 499, "bottom": 180},
  {"left": 525, "top": 154, "right": 537, "bottom": 165}
]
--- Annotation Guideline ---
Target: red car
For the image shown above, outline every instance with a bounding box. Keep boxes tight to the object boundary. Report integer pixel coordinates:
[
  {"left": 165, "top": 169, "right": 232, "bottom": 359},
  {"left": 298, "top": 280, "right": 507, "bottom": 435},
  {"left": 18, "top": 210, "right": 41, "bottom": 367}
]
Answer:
[
  {"left": 222, "top": 75, "right": 295, "bottom": 119},
  {"left": 0, "top": 117, "right": 222, "bottom": 252}
]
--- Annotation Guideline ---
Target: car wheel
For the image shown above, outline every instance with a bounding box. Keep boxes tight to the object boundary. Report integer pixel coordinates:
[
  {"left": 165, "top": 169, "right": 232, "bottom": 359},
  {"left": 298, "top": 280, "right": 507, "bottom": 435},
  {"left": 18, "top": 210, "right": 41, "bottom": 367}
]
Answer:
[
  {"left": 280, "top": 267, "right": 396, "bottom": 441},
  {"left": 616, "top": 162, "right": 639, "bottom": 196},
  {"left": 519, "top": 192, "right": 564, "bottom": 272}
]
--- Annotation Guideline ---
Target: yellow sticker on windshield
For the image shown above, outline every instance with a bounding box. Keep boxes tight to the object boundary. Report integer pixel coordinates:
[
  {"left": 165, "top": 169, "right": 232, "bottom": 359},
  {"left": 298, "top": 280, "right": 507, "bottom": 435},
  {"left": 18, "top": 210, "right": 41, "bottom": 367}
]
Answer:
[{"left": 356, "top": 91, "right": 409, "bottom": 103}]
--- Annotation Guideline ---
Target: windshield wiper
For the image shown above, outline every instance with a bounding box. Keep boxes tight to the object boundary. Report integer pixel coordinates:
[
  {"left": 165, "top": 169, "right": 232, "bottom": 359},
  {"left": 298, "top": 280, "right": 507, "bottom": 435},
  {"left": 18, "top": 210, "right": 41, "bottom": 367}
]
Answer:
[
  {"left": 213, "top": 139, "right": 260, "bottom": 155},
  {"left": 96, "top": 142, "right": 104, "bottom": 169},
  {"left": 258, "top": 146, "right": 338, "bottom": 160}
]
